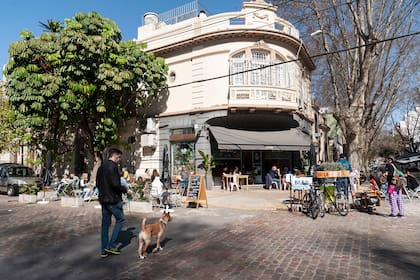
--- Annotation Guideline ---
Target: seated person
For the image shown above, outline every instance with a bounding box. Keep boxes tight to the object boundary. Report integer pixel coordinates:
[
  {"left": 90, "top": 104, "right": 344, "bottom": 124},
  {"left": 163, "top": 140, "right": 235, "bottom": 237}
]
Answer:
[
  {"left": 221, "top": 166, "right": 230, "bottom": 190},
  {"left": 150, "top": 171, "right": 169, "bottom": 206},
  {"left": 229, "top": 166, "right": 241, "bottom": 191},
  {"left": 268, "top": 166, "right": 281, "bottom": 188},
  {"left": 180, "top": 166, "right": 190, "bottom": 189},
  {"left": 405, "top": 169, "right": 419, "bottom": 191}
]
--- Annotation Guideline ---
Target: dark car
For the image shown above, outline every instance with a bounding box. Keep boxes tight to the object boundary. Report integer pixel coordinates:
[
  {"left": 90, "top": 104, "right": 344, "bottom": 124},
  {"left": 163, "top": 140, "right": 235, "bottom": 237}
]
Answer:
[
  {"left": 0, "top": 163, "right": 41, "bottom": 196},
  {"left": 369, "top": 164, "right": 387, "bottom": 185}
]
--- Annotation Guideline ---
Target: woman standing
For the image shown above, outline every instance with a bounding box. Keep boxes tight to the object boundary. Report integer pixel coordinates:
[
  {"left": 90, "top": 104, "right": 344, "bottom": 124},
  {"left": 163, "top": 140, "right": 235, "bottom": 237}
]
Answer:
[{"left": 385, "top": 157, "right": 404, "bottom": 217}]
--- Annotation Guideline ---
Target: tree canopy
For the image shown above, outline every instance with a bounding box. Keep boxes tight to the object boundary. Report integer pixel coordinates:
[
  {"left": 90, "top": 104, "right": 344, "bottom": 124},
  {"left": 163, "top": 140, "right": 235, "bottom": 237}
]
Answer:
[
  {"left": 274, "top": 0, "right": 420, "bottom": 170},
  {"left": 4, "top": 12, "right": 167, "bottom": 166}
]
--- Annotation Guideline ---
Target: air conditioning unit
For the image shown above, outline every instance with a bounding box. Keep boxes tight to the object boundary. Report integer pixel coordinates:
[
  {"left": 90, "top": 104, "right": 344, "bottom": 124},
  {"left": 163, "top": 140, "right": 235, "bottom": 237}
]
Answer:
[
  {"left": 141, "top": 134, "right": 157, "bottom": 147},
  {"left": 145, "top": 118, "right": 157, "bottom": 133}
]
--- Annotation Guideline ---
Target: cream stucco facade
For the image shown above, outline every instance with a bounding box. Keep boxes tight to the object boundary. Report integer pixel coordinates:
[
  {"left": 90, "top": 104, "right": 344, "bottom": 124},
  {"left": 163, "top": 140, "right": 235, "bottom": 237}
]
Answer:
[{"left": 130, "top": 0, "right": 327, "bottom": 185}]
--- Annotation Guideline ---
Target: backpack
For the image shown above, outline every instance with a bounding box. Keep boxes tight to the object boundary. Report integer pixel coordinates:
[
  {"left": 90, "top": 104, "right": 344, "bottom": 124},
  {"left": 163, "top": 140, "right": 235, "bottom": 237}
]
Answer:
[{"left": 394, "top": 175, "right": 407, "bottom": 190}]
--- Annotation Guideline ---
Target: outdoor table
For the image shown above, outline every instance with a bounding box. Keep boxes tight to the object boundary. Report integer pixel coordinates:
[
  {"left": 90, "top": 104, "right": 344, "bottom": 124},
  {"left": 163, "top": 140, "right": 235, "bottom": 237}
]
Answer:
[{"left": 223, "top": 174, "right": 249, "bottom": 191}]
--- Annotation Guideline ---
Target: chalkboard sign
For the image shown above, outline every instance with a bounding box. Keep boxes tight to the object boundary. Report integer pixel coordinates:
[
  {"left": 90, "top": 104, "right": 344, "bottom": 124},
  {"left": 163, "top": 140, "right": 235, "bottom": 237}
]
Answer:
[{"left": 185, "top": 175, "right": 208, "bottom": 208}]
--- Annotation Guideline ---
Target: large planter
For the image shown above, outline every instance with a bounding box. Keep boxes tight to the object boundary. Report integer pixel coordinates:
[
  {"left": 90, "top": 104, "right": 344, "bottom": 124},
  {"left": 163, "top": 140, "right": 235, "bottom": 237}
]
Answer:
[
  {"left": 61, "top": 196, "right": 84, "bottom": 207},
  {"left": 19, "top": 194, "right": 37, "bottom": 204},
  {"left": 314, "top": 170, "right": 350, "bottom": 178},
  {"left": 125, "top": 200, "right": 153, "bottom": 213},
  {"left": 205, "top": 174, "right": 213, "bottom": 190},
  {"left": 37, "top": 191, "right": 58, "bottom": 201}
]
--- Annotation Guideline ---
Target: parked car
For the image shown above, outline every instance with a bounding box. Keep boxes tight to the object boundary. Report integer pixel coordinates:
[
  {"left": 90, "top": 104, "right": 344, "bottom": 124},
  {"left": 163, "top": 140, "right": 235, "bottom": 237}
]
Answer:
[
  {"left": 369, "top": 164, "right": 387, "bottom": 185},
  {"left": 395, "top": 153, "right": 420, "bottom": 181},
  {"left": 0, "top": 163, "right": 41, "bottom": 196}
]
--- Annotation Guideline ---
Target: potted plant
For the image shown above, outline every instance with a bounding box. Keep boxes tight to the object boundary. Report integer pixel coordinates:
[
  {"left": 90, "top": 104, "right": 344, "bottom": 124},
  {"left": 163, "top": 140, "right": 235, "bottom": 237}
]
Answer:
[
  {"left": 60, "top": 179, "right": 84, "bottom": 207},
  {"left": 198, "top": 150, "right": 216, "bottom": 189},
  {"left": 125, "top": 182, "right": 153, "bottom": 213},
  {"left": 18, "top": 184, "right": 40, "bottom": 203},
  {"left": 315, "top": 162, "right": 350, "bottom": 178}
]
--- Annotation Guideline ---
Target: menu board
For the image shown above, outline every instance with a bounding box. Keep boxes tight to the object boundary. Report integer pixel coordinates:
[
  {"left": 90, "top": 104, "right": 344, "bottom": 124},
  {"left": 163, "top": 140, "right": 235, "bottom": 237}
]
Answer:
[{"left": 185, "top": 175, "right": 208, "bottom": 208}]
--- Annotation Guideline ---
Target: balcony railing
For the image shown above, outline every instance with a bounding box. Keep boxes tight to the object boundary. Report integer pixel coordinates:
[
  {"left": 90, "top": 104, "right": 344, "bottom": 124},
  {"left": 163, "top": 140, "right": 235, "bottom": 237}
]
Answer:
[{"left": 229, "top": 86, "right": 299, "bottom": 110}]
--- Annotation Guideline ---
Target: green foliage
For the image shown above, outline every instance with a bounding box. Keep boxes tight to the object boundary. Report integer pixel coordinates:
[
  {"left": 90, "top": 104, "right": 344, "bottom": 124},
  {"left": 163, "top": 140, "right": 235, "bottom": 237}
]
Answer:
[
  {"left": 19, "top": 184, "right": 40, "bottom": 195},
  {"left": 317, "top": 162, "right": 345, "bottom": 171},
  {"left": 0, "top": 83, "right": 27, "bottom": 153},
  {"left": 4, "top": 11, "right": 168, "bottom": 161},
  {"left": 198, "top": 150, "right": 216, "bottom": 174},
  {"left": 127, "top": 182, "right": 149, "bottom": 202}
]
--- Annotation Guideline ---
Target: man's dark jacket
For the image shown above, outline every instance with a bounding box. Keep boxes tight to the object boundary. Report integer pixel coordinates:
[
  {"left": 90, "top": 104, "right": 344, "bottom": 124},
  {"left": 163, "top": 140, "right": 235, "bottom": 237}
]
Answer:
[{"left": 96, "top": 159, "right": 126, "bottom": 205}]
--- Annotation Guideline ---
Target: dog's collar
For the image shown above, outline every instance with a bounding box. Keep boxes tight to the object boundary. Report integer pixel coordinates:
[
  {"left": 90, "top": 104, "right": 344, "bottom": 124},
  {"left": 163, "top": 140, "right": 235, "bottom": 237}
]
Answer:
[{"left": 159, "top": 218, "right": 168, "bottom": 226}]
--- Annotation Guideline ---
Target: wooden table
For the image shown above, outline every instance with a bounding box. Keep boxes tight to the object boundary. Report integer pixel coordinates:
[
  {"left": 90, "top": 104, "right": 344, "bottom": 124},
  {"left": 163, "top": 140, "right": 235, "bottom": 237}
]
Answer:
[{"left": 223, "top": 174, "right": 249, "bottom": 191}]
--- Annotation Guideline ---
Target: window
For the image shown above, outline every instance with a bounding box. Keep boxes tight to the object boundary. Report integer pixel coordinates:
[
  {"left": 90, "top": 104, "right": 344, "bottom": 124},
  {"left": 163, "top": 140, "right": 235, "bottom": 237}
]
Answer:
[
  {"left": 251, "top": 50, "right": 270, "bottom": 85},
  {"left": 229, "top": 49, "right": 296, "bottom": 89},
  {"left": 230, "top": 52, "right": 246, "bottom": 85},
  {"left": 172, "top": 142, "right": 195, "bottom": 175}
]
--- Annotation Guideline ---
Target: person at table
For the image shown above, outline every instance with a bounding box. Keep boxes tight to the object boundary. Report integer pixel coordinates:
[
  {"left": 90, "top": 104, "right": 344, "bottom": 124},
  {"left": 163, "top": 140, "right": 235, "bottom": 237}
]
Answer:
[
  {"left": 230, "top": 166, "right": 241, "bottom": 191},
  {"left": 180, "top": 166, "right": 190, "bottom": 195},
  {"left": 269, "top": 166, "right": 281, "bottom": 188},
  {"left": 221, "top": 165, "right": 230, "bottom": 190}
]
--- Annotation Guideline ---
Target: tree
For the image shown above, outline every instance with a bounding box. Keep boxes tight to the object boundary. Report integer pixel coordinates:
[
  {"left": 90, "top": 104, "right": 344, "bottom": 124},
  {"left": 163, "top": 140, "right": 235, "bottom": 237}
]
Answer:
[
  {"left": 0, "top": 81, "right": 29, "bottom": 154},
  {"left": 4, "top": 12, "right": 167, "bottom": 174},
  {"left": 274, "top": 0, "right": 420, "bottom": 170}
]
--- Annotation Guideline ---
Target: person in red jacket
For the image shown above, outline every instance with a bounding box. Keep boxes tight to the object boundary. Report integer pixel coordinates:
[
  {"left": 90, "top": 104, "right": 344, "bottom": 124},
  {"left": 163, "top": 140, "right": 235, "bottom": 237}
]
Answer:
[{"left": 96, "top": 147, "right": 128, "bottom": 257}]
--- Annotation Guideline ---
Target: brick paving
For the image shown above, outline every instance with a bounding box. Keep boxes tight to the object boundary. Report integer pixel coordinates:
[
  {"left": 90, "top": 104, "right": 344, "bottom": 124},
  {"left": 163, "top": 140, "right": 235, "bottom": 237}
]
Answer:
[{"left": 0, "top": 192, "right": 419, "bottom": 280}]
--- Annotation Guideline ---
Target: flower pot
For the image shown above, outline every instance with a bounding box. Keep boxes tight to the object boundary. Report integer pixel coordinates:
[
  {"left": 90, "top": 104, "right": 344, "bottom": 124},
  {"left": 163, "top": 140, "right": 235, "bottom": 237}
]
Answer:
[
  {"left": 37, "top": 191, "right": 58, "bottom": 201},
  {"left": 314, "top": 170, "right": 350, "bottom": 178},
  {"left": 19, "top": 194, "right": 37, "bottom": 204},
  {"left": 60, "top": 196, "right": 84, "bottom": 207},
  {"left": 125, "top": 200, "right": 153, "bottom": 213}
]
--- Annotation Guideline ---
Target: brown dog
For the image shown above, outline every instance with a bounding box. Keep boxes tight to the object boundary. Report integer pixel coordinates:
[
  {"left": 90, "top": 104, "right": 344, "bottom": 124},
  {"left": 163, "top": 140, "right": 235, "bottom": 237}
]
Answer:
[{"left": 138, "top": 207, "right": 173, "bottom": 259}]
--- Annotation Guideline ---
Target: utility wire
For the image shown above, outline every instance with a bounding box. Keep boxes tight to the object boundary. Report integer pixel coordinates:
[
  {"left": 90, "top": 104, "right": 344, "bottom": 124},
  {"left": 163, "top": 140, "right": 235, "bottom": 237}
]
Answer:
[{"left": 151, "top": 30, "right": 420, "bottom": 91}]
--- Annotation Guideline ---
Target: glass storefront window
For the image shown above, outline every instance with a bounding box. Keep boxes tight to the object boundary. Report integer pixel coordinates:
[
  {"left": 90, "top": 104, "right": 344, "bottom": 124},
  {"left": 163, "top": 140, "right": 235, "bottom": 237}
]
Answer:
[{"left": 172, "top": 142, "right": 194, "bottom": 175}]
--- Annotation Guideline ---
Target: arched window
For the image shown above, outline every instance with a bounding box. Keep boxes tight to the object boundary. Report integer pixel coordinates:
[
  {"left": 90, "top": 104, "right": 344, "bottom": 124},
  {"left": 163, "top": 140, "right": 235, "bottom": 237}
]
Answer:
[
  {"left": 230, "top": 52, "right": 246, "bottom": 85},
  {"left": 251, "top": 50, "right": 270, "bottom": 85},
  {"left": 229, "top": 49, "right": 297, "bottom": 89}
]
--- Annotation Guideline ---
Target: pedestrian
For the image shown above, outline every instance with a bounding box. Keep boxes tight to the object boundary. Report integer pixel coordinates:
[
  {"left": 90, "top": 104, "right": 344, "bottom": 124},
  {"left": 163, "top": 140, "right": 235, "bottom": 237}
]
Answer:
[
  {"left": 385, "top": 156, "right": 404, "bottom": 217},
  {"left": 96, "top": 147, "right": 129, "bottom": 257},
  {"left": 336, "top": 154, "right": 352, "bottom": 198}
]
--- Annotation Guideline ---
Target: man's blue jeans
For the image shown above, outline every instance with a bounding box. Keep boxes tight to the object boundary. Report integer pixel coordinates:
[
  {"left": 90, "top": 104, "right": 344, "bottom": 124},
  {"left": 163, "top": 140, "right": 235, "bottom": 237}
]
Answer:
[
  {"left": 101, "top": 201, "right": 125, "bottom": 252},
  {"left": 336, "top": 178, "right": 349, "bottom": 198}
]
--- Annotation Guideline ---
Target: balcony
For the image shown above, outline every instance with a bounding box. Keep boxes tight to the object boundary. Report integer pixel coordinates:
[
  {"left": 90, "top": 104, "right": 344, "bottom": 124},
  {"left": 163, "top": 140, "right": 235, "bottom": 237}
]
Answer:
[{"left": 229, "top": 86, "right": 298, "bottom": 111}]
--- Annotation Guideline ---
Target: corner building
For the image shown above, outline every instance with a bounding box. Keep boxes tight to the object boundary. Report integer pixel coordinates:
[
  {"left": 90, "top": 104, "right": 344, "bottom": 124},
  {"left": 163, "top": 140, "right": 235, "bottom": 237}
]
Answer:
[{"left": 135, "top": 0, "right": 327, "bottom": 185}]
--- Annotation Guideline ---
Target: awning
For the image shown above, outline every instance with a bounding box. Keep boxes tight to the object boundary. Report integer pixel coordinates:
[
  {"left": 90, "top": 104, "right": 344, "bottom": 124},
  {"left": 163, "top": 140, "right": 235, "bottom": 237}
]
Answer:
[{"left": 209, "top": 126, "right": 311, "bottom": 151}]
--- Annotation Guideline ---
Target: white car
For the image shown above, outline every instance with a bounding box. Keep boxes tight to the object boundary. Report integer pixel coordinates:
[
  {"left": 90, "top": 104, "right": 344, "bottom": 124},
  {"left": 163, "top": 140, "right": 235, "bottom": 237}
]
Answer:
[{"left": 0, "top": 163, "right": 41, "bottom": 196}]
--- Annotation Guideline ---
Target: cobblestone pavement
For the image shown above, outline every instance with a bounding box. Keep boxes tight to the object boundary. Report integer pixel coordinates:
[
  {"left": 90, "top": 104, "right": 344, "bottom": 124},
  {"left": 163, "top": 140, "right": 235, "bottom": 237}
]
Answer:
[{"left": 0, "top": 193, "right": 419, "bottom": 280}]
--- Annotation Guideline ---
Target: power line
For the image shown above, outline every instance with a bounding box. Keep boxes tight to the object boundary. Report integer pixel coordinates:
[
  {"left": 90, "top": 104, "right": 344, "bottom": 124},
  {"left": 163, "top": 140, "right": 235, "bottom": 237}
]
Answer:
[{"left": 153, "top": 30, "right": 420, "bottom": 91}]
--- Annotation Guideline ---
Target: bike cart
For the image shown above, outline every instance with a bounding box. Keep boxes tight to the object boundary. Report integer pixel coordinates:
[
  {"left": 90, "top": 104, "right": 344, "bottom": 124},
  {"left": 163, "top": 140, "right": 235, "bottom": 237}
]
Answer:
[
  {"left": 353, "top": 190, "right": 381, "bottom": 212},
  {"left": 313, "top": 170, "right": 351, "bottom": 216}
]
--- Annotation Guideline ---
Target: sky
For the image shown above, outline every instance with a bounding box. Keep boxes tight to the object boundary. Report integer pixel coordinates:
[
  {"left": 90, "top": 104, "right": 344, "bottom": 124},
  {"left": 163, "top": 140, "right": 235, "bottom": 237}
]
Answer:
[{"left": 0, "top": 0, "right": 244, "bottom": 79}]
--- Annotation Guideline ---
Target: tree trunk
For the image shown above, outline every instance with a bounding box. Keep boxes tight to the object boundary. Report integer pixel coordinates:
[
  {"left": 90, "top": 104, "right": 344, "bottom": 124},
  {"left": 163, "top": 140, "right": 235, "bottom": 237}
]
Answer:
[{"left": 89, "top": 152, "right": 102, "bottom": 183}]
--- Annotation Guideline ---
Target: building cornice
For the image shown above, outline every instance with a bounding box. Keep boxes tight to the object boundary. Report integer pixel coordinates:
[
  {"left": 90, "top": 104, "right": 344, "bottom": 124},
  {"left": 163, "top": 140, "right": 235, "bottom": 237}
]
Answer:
[{"left": 146, "top": 29, "right": 315, "bottom": 71}]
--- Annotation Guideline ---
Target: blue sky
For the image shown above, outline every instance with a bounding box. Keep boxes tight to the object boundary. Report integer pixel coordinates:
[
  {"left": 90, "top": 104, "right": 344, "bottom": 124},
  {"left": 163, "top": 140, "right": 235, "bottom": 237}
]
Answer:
[{"left": 0, "top": 0, "right": 243, "bottom": 79}]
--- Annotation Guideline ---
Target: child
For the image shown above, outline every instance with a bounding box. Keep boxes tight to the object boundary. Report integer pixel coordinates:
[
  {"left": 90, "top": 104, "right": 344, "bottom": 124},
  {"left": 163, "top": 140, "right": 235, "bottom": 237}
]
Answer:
[{"left": 369, "top": 175, "right": 378, "bottom": 191}]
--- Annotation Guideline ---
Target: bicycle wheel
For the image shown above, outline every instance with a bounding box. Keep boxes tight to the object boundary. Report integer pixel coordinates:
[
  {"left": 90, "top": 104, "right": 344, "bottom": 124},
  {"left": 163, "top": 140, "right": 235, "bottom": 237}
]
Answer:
[
  {"left": 310, "top": 197, "right": 320, "bottom": 219},
  {"left": 316, "top": 195, "right": 325, "bottom": 218},
  {"left": 302, "top": 193, "right": 310, "bottom": 215},
  {"left": 335, "top": 193, "right": 350, "bottom": 216}
]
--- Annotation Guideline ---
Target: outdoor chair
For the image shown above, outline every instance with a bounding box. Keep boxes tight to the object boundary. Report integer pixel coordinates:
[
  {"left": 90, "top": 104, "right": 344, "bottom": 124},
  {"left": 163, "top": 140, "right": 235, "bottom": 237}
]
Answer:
[{"left": 265, "top": 173, "right": 279, "bottom": 190}]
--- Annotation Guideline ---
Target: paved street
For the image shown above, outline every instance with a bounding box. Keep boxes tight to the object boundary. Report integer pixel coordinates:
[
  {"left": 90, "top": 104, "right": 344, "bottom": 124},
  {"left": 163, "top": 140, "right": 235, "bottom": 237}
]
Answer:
[{"left": 0, "top": 189, "right": 419, "bottom": 280}]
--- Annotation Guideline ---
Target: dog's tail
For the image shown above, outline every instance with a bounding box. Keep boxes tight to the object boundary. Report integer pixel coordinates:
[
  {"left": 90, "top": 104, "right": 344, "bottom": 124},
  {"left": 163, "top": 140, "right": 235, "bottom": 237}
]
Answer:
[{"left": 141, "top": 218, "right": 147, "bottom": 231}]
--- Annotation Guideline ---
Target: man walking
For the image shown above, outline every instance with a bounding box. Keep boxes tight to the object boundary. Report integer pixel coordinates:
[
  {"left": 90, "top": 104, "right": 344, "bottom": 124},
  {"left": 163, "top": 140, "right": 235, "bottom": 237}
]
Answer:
[
  {"left": 336, "top": 154, "right": 352, "bottom": 198},
  {"left": 96, "top": 147, "right": 128, "bottom": 257}
]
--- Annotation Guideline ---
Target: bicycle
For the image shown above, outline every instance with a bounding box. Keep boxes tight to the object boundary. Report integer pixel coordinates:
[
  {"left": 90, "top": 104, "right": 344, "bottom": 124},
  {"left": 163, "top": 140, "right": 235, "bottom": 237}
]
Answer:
[
  {"left": 322, "top": 184, "right": 350, "bottom": 216},
  {"left": 302, "top": 185, "right": 325, "bottom": 219}
]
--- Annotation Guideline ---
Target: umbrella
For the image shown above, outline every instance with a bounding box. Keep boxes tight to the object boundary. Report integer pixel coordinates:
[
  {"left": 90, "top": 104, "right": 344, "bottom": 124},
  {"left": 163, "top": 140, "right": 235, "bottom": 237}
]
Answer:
[{"left": 162, "top": 144, "right": 170, "bottom": 188}]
